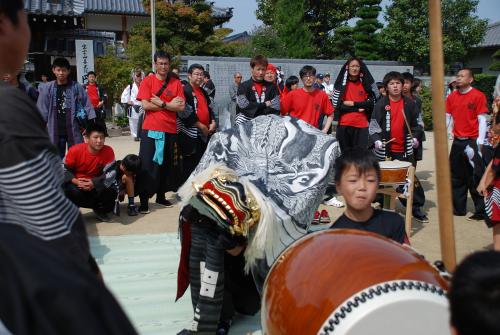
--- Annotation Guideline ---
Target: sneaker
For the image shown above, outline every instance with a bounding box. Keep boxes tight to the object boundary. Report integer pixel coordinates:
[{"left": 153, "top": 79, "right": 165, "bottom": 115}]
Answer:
[
  {"left": 127, "top": 204, "right": 139, "bottom": 216},
  {"left": 312, "top": 211, "right": 320, "bottom": 225},
  {"left": 320, "top": 209, "right": 331, "bottom": 224},
  {"left": 453, "top": 211, "right": 466, "bottom": 216},
  {"left": 156, "top": 198, "right": 174, "bottom": 208},
  {"left": 324, "top": 196, "right": 344, "bottom": 208},
  {"left": 412, "top": 208, "right": 429, "bottom": 223},
  {"left": 93, "top": 210, "right": 111, "bottom": 222},
  {"left": 139, "top": 205, "right": 150, "bottom": 214},
  {"left": 467, "top": 213, "right": 485, "bottom": 221}
]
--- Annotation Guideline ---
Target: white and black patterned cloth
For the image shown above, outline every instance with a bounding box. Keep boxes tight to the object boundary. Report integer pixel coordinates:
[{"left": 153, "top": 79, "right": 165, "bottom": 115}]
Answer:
[{"left": 189, "top": 114, "right": 340, "bottom": 282}]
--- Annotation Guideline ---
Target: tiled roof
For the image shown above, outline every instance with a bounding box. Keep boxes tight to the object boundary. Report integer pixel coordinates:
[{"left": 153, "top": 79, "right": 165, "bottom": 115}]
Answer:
[
  {"left": 24, "top": 0, "right": 85, "bottom": 16},
  {"left": 84, "top": 0, "right": 147, "bottom": 16},
  {"left": 478, "top": 21, "right": 500, "bottom": 48}
]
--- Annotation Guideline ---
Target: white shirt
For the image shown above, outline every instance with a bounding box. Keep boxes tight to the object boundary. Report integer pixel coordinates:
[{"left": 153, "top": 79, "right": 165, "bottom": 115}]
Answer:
[
  {"left": 323, "top": 82, "right": 334, "bottom": 96},
  {"left": 120, "top": 82, "right": 141, "bottom": 106}
]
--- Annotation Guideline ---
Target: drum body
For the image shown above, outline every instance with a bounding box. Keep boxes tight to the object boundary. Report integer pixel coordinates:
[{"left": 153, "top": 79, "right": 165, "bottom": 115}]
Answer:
[
  {"left": 379, "top": 160, "right": 412, "bottom": 185},
  {"left": 261, "top": 229, "right": 450, "bottom": 335}
]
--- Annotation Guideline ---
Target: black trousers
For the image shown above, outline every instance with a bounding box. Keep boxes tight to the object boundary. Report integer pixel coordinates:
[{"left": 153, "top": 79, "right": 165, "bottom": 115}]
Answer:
[
  {"left": 336, "top": 125, "right": 369, "bottom": 153},
  {"left": 64, "top": 183, "right": 117, "bottom": 213},
  {"left": 136, "top": 130, "right": 180, "bottom": 206},
  {"left": 449, "top": 138, "right": 485, "bottom": 215},
  {"left": 180, "top": 138, "right": 208, "bottom": 186},
  {"left": 391, "top": 152, "right": 426, "bottom": 210}
]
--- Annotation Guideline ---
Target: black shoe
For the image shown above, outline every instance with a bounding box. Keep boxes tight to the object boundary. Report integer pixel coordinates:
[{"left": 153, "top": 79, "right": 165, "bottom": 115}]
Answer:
[
  {"left": 93, "top": 210, "right": 112, "bottom": 222},
  {"left": 412, "top": 208, "right": 429, "bottom": 223},
  {"left": 127, "top": 204, "right": 139, "bottom": 216},
  {"left": 138, "top": 205, "right": 150, "bottom": 214},
  {"left": 156, "top": 198, "right": 173, "bottom": 208},
  {"left": 453, "top": 211, "right": 466, "bottom": 216},
  {"left": 216, "top": 320, "right": 232, "bottom": 335},
  {"left": 467, "top": 213, "right": 485, "bottom": 221}
]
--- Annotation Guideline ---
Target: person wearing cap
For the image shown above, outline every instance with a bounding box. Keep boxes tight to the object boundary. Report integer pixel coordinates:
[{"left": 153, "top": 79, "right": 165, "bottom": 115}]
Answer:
[
  {"left": 313, "top": 73, "right": 325, "bottom": 90},
  {"left": 323, "top": 73, "right": 334, "bottom": 97}
]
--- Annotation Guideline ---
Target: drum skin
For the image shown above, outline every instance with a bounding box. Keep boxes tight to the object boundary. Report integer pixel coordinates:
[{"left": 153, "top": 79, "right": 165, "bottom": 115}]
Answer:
[
  {"left": 261, "top": 229, "right": 448, "bottom": 335},
  {"left": 379, "top": 161, "right": 411, "bottom": 184}
]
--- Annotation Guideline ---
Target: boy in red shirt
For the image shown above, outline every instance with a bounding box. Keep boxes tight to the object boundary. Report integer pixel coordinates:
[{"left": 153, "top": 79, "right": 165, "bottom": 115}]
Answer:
[
  {"left": 136, "top": 51, "right": 185, "bottom": 212},
  {"left": 63, "top": 122, "right": 117, "bottom": 221},
  {"left": 446, "top": 68, "right": 488, "bottom": 220},
  {"left": 281, "top": 65, "right": 333, "bottom": 132},
  {"left": 84, "top": 71, "right": 108, "bottom": 135},
  {"left": 369, "top": 71, "right": 427, "bottom": 222}
]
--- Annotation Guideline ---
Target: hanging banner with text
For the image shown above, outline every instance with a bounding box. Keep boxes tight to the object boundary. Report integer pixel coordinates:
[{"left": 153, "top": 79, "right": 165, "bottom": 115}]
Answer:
[{"left": 75, "top": 39, "right": 94, "bottom": 84}]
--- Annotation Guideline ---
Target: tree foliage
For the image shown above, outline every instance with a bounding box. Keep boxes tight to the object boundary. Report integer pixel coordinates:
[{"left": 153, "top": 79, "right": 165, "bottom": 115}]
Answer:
[
  {"left": 490, "top": 49, "right": 500, "bottom": 72},
  {"left": 330, "top": 25, "right": 355, "bottom": 59},
  {"left": 95, "top": 47, "right": 133, "bottom": 105},
  {"left": 256, "top": 0, "right": 358, "bottom": 58},
  {"left": 233, "top": 25, "right": 286, "bottom": 58},
  {"left": 378, "top": 0, "right": 488, "bottom": 72},
  {"left": 353, "top": 0, "right": 382, "bottom": 60},
  {"left": 274, "top": 0, "right": 315, "bottom": 58}
]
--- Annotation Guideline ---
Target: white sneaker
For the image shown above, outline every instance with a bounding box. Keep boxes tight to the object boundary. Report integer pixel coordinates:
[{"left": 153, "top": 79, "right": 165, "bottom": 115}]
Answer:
[{"left": 324, "top": 196, "right": 344, "bottom": 208}]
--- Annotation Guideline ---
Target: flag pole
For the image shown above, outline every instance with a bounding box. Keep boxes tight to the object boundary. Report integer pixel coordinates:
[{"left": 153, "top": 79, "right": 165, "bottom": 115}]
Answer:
[
  {"left": 151, "top": 0, "right": 156, "bottom": 72},
  {"left": 428, "top": 0, "right": 457, "bottom": 271}
]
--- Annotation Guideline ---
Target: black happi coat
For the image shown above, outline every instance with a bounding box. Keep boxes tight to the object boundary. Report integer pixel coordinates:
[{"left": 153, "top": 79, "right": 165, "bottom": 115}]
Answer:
[
  {"left": 177, "top": 83, "right": 215, "bottom": 156},
  {"left": 235, "top": 79, "right": 280, "bottom": 122},
  {"left": 369, "top": 95, "right": 423, "bottom": 162}
]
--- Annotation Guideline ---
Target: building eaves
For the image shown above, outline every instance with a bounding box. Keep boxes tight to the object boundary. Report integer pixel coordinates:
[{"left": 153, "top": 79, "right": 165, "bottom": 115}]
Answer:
[
  {"left": 478, "top": 21, "right": 500, "bottom": 48},
  {"left": 24, "top": 0, "right": 85, "bottom": 16},
  {"left": 84, "top": 0, "right": 148, "bottom": 16}
]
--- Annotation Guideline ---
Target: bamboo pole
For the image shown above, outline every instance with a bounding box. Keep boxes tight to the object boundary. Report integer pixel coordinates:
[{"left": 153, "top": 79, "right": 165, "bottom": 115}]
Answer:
[
  {"left": 151, "top": 0, "right": 156, "bottom": 72},
  {"left": 428, "top": 0, "right": 457, "bottom": 271}
]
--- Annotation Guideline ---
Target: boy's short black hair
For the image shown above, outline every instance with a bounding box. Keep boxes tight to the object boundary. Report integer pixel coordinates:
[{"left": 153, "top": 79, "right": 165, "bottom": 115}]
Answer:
[
  {"left": 154, "top": 50, "right": 171, "bottom": 63},
  {"left": 449, "top": 251, "right": 500, "bottom": 335},
  {"left": 0, "top": 0, "right": 23, "bottom": 26},
  {"left": 285, "top": 75, "right": 299, "bottom": 90},
  {"left": 188, "top": 63, "right": 204, "bottom": 74},
  {"left": 203, "top": 71, "right": 210, "bottom": 79},
  {"left": 383, "top": 71, "right": 404, "bottom": 88},
  {"left": 87, "top": 71, "right": 96, "bottom": 77},
  {"left": 299, "top": 65, "right": 316, "bottom": 79},
  {"left": 334, "top": 148, "right": 380, "bottom": 183},
  {"left": 52, "top": 57, "right": 71, "bottom": 70},
  {"left": 250, "top": 54, "right": 268, "bottom": 68},
  {"left": 121, "top": 154, "right": 141, "bottom": 174},
  {"left": 376, "top": 81, "right": 384, "bottom": 89},
  {"left": 84, "top": 122, "right": 107, "bottom": 137},
  {"left": 401, "top": 72, "right": 414, "bottom": 83}
]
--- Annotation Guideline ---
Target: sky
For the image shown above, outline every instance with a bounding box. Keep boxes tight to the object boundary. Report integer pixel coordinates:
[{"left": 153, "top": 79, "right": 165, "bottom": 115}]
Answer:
[{"left": 213, "top": 0, "right": 500, "bottom": 35}]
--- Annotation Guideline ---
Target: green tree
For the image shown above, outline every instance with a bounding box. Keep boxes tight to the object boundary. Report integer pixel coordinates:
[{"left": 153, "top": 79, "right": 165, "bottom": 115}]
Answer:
[
  {"left": 378, "top": 0, "right": 487, "bottom": 72},
  {"left": 234, "top": 25, "right": 286, "bottom": 58},
  {"left": 490, "top": 49, "right": 500, "bottom": 71},
  {"left": 274, "top": 0, "right": 315, "bottom": 58},
  {"left": 330, "top": 25, "right": 355, "bottom": 58},
  {"left": 95, "top": 47, "right": 133, "bottom": 106},
  {"left": 256, "top": 0, "right": 358, "bottom": 58},
  {"left": 353, "top": 0, "right": 382, "bottom": 59}
]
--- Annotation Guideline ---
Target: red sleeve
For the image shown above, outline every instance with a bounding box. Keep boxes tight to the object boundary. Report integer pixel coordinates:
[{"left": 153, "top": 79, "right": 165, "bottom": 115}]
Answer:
[
  {"left": 64, "top": 145, "right": 78, "bottom": 169},
  {"left": 103, "top": 146, "right": 115, "bottom": 164},
  {"left": 280, "top": 92, "right": 290, "bottom": 115},
  {"left": 323, "top": 92, "right": 334, "bottom": 116},
  {"left": 136, "top": 75, "right": 152, "bottom": 101},
  {"left": 445, "top": 94, "right": 452, "bottom": 114},
  {"left": 476, "top": 91, "right": 488, "bottom": 115},
  {"left": 174, "top": 80, "right": 185, "bottom": 100}
]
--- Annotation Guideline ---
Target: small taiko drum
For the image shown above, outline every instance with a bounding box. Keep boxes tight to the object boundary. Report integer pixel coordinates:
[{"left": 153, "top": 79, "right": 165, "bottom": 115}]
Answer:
[
  {"left": 261, "top": 229, "right": 450, "bottom": 335},
  {"left": 379, "top": 160, "right": 412, "bottom": 185}
]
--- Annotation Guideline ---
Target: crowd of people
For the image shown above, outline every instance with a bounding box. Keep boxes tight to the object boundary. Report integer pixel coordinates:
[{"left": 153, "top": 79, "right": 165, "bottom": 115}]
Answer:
[{"left": 2, "top": 1, "right": 500, "bottom": 335}]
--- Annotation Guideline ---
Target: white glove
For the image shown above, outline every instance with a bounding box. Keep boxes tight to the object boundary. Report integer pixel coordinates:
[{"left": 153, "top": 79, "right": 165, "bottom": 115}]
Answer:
[
  {"left": 375, "top": 140, "right": 383, "bottom": 149},
  {"left": 412, "top": 138, "right": 419, "bottom": 148}
]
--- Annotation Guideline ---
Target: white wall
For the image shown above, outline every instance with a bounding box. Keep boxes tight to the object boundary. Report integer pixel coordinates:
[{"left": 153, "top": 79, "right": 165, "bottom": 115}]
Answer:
[
  {"left": 467, "top": 49, "right": 500, "bottom": 76},
  {"left": 85, "top": 14, "right": 148, "bottom": 33}
]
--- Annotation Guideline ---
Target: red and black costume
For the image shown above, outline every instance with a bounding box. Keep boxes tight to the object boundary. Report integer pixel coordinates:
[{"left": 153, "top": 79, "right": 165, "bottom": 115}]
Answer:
[{"left": 235, "top": 78, "right": 280, "bottom": 125}]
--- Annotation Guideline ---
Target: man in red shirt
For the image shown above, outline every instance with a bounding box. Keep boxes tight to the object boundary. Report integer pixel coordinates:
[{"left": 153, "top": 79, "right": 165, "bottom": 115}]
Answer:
[
  {"left": 281, "top": 65, "right": 333, "bottom": 132},
  {"left": 136, "top": 51, "right": 185, "bottom": 212},
  {"left": 177, "top": 63, "right": 216, "bottom": 184},
  {"left": 63, "top": 122, "right": 117, "bottom": 221},
  {"left": 84, "top": 71, "right": 108, "bottom": 135},
  {"left": 369, "top": 71, "right": 427, "bottom": 222},
  {"left": 446, "top": 68, "right": 488, "bottom": 220}
]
